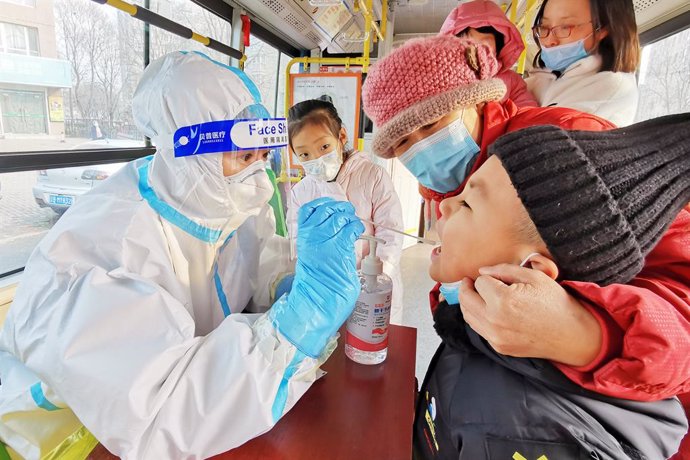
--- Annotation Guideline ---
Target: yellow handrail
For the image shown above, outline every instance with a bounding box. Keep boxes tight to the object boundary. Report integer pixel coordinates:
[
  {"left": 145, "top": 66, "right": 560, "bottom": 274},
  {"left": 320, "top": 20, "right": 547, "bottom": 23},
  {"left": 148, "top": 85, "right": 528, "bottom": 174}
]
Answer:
[
  {"left": 359, "top": 0, "right": 384, "bottom": 43},
  {"left": 516, "top": 0, "right": 540, "bottom": 75},
  {"left": 94, "top": 0, "right": 244, "bottom": 60}
]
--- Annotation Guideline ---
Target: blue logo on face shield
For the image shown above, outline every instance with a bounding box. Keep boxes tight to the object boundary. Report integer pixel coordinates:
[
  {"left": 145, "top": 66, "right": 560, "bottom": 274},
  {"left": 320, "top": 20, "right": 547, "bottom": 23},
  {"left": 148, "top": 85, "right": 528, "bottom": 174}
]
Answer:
[{"left": 173, "top": 118, "right": 288, "bottom": 158}]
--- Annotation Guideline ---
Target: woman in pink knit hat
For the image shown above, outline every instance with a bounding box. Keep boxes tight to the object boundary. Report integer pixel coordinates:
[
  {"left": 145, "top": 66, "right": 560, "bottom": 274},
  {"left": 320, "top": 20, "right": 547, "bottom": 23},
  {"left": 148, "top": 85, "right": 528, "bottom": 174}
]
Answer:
[
  {"left": 439, "top": 0, "right": 537, "bottom": 108},
  {"left": 361, "top": 33, "right": 690, "bottom": 421}
]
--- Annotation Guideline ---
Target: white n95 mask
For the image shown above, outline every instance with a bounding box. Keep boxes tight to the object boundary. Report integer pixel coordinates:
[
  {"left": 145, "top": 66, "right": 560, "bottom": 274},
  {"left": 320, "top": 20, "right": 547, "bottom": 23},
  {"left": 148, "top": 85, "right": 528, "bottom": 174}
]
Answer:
[
  {"left": 225, "top": 160, "right": 274, "bottom": 214},
  {"left": 300, "top": 150, "right": 343, "bottom": 182}
]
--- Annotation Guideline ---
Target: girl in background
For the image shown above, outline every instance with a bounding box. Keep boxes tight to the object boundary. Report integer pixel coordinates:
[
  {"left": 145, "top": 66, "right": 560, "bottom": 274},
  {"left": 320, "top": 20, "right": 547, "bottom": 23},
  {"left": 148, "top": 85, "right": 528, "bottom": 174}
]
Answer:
[{"left": 287, "top": 99, "right": 405, "bottom": 324}]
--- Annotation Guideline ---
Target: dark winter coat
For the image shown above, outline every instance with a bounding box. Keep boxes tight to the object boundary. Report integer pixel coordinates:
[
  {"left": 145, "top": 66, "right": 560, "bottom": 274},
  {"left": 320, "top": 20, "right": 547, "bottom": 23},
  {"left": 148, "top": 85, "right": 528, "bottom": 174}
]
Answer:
[{"left": 413, "top": 301, "right": 687, "bottom": 460}]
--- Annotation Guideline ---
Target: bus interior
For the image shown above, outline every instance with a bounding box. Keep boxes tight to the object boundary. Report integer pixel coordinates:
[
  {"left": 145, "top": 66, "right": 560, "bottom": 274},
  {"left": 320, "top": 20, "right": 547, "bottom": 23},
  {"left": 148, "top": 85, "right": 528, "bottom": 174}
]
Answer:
[{"left": 0, "top": 0, "right": 689, "bottom": 457}]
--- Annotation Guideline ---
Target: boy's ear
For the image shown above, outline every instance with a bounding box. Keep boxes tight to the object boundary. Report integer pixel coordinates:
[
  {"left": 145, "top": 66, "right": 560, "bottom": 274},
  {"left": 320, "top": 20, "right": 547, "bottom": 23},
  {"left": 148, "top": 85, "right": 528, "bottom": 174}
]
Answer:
[{"left": 525, "top": 254, "right": 559, "bottom": 280}]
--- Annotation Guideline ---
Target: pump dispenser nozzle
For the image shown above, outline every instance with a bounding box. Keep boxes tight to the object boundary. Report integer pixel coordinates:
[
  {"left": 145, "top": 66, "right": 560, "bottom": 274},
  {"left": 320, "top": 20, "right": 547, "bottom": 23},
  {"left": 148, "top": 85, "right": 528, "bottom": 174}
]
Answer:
[{"left": 360, "top": 235, "right": 384, "bottom": 276}]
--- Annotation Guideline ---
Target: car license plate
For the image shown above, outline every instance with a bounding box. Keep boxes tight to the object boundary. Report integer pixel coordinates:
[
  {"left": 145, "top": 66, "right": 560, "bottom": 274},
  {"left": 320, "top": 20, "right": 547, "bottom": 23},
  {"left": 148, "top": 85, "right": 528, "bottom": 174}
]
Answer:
[{"left": 49, "top": 194, "right": 74, "bottom": 206}]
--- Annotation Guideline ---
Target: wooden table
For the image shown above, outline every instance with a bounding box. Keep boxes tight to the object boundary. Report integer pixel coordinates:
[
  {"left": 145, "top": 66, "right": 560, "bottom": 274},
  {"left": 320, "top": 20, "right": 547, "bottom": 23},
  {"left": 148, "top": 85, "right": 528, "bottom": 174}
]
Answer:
[{"left": 88, "top": 324, "right": 417, "bottom": 459}]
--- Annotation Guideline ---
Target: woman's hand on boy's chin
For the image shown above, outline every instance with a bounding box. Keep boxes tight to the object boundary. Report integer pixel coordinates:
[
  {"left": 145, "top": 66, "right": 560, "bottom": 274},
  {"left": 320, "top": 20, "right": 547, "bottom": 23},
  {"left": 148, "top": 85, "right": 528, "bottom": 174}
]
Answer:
[{"left": 457, "top": 264, "right": 602, "bottom": 368}]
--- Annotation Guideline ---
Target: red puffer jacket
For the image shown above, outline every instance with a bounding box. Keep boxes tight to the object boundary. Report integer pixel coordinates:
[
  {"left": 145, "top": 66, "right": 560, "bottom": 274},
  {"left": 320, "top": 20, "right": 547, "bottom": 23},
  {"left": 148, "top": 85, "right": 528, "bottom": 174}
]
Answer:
[{"left": 425, "top": 100, "right": 690, "bottom": 402}]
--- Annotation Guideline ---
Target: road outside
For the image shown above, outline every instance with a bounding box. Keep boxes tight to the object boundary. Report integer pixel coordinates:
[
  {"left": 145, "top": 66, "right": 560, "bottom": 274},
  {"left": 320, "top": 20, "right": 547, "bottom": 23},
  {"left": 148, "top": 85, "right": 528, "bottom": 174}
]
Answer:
[
  {"left": 0, "top": 171, "right": 60, "bottom": 274},
  {"left": 0, "top": 136, "right": 88, "bottom": 274}
]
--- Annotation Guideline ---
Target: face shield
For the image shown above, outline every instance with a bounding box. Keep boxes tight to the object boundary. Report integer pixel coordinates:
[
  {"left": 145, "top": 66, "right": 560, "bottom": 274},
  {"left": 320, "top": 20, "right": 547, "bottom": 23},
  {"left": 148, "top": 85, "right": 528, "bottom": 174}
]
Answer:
[
  {"left": 134, "top": 52, "right": 290, "bottom": 246},
  {"left": 172, "top": 104, "right": 288, "bottom": 164},
  {"left": 148, "top": 102, "right": 288, "bottom": 226}
]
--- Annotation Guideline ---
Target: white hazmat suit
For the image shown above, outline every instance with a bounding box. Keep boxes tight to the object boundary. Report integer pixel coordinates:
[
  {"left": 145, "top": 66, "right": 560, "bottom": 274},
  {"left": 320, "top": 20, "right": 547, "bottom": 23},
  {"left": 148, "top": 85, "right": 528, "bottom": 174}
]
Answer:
[{"left": 0, "top": 51, "right": 363, "bottom": 459}]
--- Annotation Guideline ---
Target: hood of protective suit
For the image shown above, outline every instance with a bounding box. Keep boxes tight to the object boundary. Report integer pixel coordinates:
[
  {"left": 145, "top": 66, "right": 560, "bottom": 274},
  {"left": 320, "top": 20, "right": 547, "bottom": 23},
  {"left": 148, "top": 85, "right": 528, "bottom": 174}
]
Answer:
[
  {"left": 133, "top": 51, "right": 270, "bottom": 224},
  {"left": 439, "top": 0, "right": 524, "bottom": 72}
]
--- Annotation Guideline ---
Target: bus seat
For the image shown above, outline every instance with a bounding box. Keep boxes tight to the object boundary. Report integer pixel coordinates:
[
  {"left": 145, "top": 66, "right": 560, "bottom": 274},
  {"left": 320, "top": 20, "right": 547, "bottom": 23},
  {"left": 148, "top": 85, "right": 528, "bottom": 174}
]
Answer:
[{"left": 0, "top": 284, "right": 17, "bottom": 330}]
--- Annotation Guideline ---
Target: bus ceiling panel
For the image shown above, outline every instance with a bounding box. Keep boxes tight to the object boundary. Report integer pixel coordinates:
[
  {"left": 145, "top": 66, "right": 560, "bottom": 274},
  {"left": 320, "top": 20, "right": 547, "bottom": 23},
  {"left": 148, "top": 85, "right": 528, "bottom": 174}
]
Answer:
[
  {"left": 392, "top": 0, "right": 510, "bottom": 35},
  {"left": 327, "top": 13, "right": 368, "bottom": 54},
  {"left": 635, "top": 0, "right": 690, "bottom": 34},
  {"left": 231, "top": 0, "right": 383, "bottom": 54},
  {"left": 231, "top": 0, "right": 326, "bottom": 50},
  {"left": 639, "top": 8, "right": 690, "bottom": 44}
]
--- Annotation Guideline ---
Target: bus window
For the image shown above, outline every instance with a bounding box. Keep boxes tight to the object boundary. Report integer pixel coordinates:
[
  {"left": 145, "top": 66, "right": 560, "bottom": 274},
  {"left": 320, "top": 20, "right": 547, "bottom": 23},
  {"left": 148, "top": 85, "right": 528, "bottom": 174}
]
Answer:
[
  {"left": 0, "top": 0, "right": 153, "bottom": 276},
  {"left": 1, "top": 0, "right": 146, "bottom": 153},
  {"left": 243, "top": 35, "right": 281, "bottom": 116},
  {"left": 0, "top": 162, "right": 129, "bottom": 275},
  {"left": 276, "top": 52, "right": 299, "bottom": 118},
  {"left": 636, "top": 26, "right": 690, "bottom": 122},
  {"left": 148, "top": 0, "right": 232, "bottom": 63}
]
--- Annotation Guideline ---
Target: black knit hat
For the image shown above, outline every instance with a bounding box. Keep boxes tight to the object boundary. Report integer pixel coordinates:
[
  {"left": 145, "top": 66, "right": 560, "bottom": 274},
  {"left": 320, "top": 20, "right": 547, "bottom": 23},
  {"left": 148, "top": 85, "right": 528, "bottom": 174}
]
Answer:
[{"left": 490, "top": 113, "right": 690, "bottom": 286}]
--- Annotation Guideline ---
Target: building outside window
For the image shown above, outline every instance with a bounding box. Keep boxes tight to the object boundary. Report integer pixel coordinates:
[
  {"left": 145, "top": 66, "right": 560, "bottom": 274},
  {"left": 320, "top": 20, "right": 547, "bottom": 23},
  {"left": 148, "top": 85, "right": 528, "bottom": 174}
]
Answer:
[
  {"left": 1, "top": 22, "right": 40, "bottom": 56},
  {"left": 0, "top": 1, "right": 70, "bottom": 141},
  {"left": 635, "top": 26, "right": 690, "bottom": 122}
]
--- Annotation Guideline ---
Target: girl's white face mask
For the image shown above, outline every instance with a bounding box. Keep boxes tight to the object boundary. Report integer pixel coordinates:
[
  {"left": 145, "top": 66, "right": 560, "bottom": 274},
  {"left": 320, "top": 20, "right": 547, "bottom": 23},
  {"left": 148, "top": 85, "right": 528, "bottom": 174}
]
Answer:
[
  {"left": 224, "top": 160, "right": 274, "bottom": 215},
  {"left": 300, "top": 150, "right": 343, "bottom": 182}
]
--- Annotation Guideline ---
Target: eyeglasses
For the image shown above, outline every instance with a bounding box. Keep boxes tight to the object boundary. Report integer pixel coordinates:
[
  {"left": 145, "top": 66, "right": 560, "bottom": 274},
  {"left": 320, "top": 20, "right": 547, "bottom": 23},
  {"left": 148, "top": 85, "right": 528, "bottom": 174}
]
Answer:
[{"left": 532, "top": 21, "right": 594, "bottom": 39}]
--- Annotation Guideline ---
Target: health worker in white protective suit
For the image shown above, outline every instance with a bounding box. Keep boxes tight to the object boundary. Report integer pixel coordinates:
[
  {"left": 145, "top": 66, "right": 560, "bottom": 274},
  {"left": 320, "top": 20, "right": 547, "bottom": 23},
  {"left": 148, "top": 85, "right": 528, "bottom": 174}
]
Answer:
[{"left": 0, "top": 51, "right": 364, "bottom": 459}]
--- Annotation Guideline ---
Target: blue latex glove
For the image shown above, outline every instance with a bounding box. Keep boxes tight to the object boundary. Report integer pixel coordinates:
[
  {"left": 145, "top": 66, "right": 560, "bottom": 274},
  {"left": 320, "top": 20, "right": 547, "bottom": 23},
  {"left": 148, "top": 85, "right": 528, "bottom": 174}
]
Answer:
[
  {"left": 274, "top": 273, "right": 294, "bottom": 300},
  {"left": 268, "top": 197, "right": 365, "bottom": 358}
]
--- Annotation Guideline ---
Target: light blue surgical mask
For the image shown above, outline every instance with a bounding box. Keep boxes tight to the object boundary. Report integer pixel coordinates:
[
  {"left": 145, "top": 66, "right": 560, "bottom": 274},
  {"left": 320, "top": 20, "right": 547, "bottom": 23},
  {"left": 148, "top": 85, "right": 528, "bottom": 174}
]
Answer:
[
  {"left": 399, "top": 117, "right": 480, "bottom": 193},
  {"left": 540, "top": 35, "right": 591, "bottom": 72},
  {"left": 439, "top": 281, "right": 461, "bottom": 305},
  {"left": 439, "top": 253, "right": 542, "bottom": 307}
]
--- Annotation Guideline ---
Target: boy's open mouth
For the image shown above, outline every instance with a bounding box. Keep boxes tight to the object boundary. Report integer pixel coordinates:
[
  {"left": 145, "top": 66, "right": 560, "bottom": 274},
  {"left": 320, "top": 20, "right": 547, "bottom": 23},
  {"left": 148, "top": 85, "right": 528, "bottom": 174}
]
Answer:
[{"left": 431, "top": 246, "right": 442, "bottom": 260}]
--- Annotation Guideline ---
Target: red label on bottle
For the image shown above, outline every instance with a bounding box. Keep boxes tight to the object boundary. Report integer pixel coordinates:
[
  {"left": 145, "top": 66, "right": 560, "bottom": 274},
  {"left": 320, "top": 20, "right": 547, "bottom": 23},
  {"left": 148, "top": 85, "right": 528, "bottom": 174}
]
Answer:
[
  {"left": 346, "top": 290, "right": 391, "bottom": 352},
  {"left": 346, "top": 330, "right": 388, "bottom": 351}
]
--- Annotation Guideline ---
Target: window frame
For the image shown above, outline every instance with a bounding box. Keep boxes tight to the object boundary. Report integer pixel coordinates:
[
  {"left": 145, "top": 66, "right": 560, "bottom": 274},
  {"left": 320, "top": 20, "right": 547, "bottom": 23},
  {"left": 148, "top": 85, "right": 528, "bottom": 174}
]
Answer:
[
  {"left": 0, "top": 21, "right": 39, "bottom": 56},
  {"left": 0, "top": 0, "right": 36, "bottom": 7},
  {"left": 639, "top": 10, "right": 690, "bottom": 46},
  {"left": 0, "top": 148, "right": 155, "bottom": 174}
]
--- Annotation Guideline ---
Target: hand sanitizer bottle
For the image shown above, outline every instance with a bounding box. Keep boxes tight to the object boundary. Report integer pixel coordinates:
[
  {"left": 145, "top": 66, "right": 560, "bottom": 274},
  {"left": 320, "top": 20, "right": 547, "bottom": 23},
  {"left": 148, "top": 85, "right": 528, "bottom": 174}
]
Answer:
[{"left": 345, "top": 236, "right": 393, "bottom": 365}]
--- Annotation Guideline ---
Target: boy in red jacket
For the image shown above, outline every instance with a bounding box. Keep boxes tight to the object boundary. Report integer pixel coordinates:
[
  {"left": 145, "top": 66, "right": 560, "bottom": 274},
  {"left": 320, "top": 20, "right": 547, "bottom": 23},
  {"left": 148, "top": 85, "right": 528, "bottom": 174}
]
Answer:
[
  {"left": 362, "top": 35, "right": 690, "bottom": 457},
  {"left": 415, "top": 113, "right": 690, "bottom": 459}
]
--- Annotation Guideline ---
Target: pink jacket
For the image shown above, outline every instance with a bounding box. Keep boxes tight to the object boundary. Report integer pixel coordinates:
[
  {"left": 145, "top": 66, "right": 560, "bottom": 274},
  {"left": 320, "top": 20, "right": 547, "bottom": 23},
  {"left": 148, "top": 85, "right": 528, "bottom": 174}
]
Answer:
[
  {"left": 440, "top": 0, "right": 537, "bottom": 108},
  {"left": 286, "top": 151, "right": 405, "bottom": 324}
]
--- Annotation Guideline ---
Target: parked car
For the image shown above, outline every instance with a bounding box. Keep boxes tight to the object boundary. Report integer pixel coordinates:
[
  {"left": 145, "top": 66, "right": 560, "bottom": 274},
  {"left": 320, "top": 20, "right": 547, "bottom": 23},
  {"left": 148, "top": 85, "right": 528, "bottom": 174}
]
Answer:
[{"left": 33, "top": 139, "right": 144, "bottom": 214}]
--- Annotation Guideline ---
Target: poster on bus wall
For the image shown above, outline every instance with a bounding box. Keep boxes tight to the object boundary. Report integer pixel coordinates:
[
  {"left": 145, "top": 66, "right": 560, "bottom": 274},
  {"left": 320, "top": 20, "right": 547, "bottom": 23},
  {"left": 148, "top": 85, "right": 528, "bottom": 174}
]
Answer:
[{"left": 289, "top": 72, "right": 362, "bottom": 170}]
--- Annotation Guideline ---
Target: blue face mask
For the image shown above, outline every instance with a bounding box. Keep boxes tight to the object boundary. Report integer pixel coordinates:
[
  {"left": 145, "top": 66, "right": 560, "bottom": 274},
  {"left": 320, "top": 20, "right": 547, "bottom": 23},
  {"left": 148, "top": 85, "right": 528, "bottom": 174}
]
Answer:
[
  {"left": 399, "top": 117, "right": 480, "bottom": 193},
  {"left": 439, "top": 281, "right": 461, "bottom": 306},
  {"left": 540, "top": 36, "right": 591, "bottom": 72},
  {"left": 439, "top": 253, "right": 542, "bottom": 306}
]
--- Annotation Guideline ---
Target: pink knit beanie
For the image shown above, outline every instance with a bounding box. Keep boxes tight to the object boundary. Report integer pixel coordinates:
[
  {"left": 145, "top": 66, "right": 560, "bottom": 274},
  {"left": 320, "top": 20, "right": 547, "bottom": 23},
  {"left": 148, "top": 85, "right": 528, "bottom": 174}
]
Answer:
[{"left": 362, "top": 35, "right": 506, "bottom": 158}]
